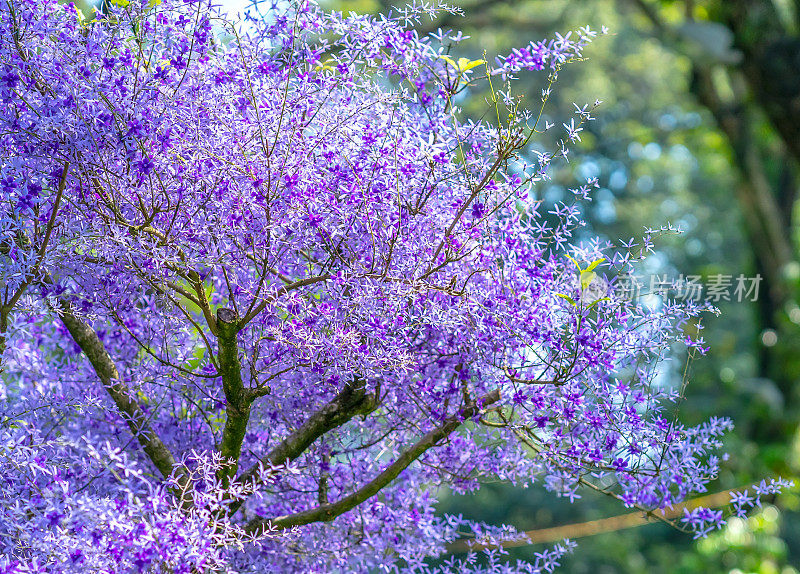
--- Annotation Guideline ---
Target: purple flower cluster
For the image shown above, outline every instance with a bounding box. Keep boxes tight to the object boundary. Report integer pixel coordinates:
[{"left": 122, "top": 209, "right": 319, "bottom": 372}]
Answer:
[
  {"left": 0, "top": 0, "right": 784, "bottom": 571},
  {"left": 727, "top": 478, "right": 793, "bottom": 519}
]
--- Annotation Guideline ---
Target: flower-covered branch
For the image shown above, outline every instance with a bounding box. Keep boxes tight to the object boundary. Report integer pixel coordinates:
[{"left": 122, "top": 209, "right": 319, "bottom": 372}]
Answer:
[
  {"left": 246, "top": 389, "right": 501, "bottom": 532},
  {"left": 56, "top": 298, "right": 184, "bottom": 483},
  {"left": 0, "top": 0, "right": 785, "bottom": 571}
]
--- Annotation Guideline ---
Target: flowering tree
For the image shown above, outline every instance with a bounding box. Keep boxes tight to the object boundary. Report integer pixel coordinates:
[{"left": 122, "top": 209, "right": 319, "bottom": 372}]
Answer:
[{"left": 0, "top": 0, "right": 789, "bottom": 572}]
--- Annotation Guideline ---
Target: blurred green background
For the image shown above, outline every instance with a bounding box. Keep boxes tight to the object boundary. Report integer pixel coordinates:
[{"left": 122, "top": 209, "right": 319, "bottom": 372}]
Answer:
[
  {"left": 405, "top": 1, "right": 800, "bottom": 571},
  {"left": 351, "top": 1, "right": 800, "bottom": 571},
  {"left": 75, "top": 0, "right": 800, "bottom": 571}
]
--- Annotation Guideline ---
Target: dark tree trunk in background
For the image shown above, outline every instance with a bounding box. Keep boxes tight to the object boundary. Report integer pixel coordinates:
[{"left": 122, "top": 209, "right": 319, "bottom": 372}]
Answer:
[
  {"left": 627, "top": 0, "right": 800, "bottom": 438},
  {"left": 725, "top": 0, "right": 800, "bottom": 167}
]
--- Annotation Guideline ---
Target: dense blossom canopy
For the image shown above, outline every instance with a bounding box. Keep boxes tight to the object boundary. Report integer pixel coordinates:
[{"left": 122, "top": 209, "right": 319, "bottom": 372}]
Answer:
[{"left": 0, "top": 0, "right": 789, "bottom": 572}]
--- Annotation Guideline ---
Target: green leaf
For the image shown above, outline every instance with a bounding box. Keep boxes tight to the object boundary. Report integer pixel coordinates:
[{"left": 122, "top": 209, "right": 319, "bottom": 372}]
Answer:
[
  {"left": 583, "top": 257, "right": 606, "bottom": 273},
  {"left": 565, "top": 254, "right": 581, "bottom": 272},
  {"left": 456, "top": 57, "right": 484, "bottom": 73},
  {"left": 438, "top": 55, "right": 457, "bottom": 68},
  {"left": 580, "top": 270, "right": 596, "bottom": 290},
  {"left": 439, "top": 55, "right": 484, "bottom": 75},
  {"left": 555, "top": 293, "right": 577, "bottom": 306},
  {"left": 587, "top": 297, "right": 611, "bottom": 310},
  {"left": 567, "top": 256, "right": 604, "bottom": 290}
]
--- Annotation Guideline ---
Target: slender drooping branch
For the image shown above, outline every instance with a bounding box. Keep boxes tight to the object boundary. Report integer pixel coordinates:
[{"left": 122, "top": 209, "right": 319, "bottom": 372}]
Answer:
[
  {"left": 216, "top": 307, "right": 251, "bottom": 484},
  {"left": 58, "top": 300, "right": 183, "bottom": 482},
  {"left": 227, "top": 379, "right": 379, "bottom": 516},
  {"left": 446, "top": 485, "right": 746, "bottom": 553},
  {"left": 245, "top": 390, "right": 500, "bottom": 533}
]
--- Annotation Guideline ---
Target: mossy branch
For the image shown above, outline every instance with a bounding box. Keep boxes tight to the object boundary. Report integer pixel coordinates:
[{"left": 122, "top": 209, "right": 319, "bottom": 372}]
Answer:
[{"left": 245, "top": 390, "right": 500, "bottom": 532}]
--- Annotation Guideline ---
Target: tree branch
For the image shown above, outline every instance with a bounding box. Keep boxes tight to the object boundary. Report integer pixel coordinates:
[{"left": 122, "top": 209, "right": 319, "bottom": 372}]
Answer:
[
  {"left": 446, "top": 485, "right": 744, "bottom": 553},
  {"left": 239, "top": 273, "right": 331, "bottom": 327},
  {"left": 245, "top": 389, "right": 500, "bottom": 533},
  {"left": 57, "top": 300, "right": 184, "bottom": 482},
  {"left": 227, "top": 378, "right": 379, "bottom": 515},
  {"left": 1, "top": 163, "right": 69, "bottom": 354}
]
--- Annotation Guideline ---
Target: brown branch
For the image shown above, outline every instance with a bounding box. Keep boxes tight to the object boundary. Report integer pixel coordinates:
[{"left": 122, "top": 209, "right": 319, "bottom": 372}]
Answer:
[
  {"left": 3, "top": 163, "right": 69, "bottom": 314},
  {"left": 502, "top": 366, "right": 561, "bottom": 386},
  {"left": 446, "top": 485, "right": 763, "bottom": 553},
  {"left": 245, "top": 389, "right": 501, "bottom": 533},
  {"left": 34, "top": 164, "right": 69, "bottom": 273},
  {"left": 424, "top": 153, "right": 508, "bottom": 278},
  {"left": 0, "top": 163, "right": 187, "bottom": 481}
]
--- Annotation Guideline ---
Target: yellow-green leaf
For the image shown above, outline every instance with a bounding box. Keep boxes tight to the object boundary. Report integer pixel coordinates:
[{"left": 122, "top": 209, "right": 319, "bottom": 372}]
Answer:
[
  {"left": 565, "top": 254, "right": 581, "bottom": 272},
  {"left": 583, "top": 258, "right": 606, "bottom": 273},
  {"left": 587, "top": 297, "right": 611, "bottom": 309},
  {"left": 457, "top": 57, "right": 484, "bottom": 72},
  {"left": 439, "top": 55, "right": 484, "bottom": 75},
  {"left": 439, "top": 55, "right": 457, "bottom": 68},
  {"left": 555, "top": 293, "right": 577, "bottom": 306},
  {"left": 315, "top": 58, "right": 336, "bottom": 72}
]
